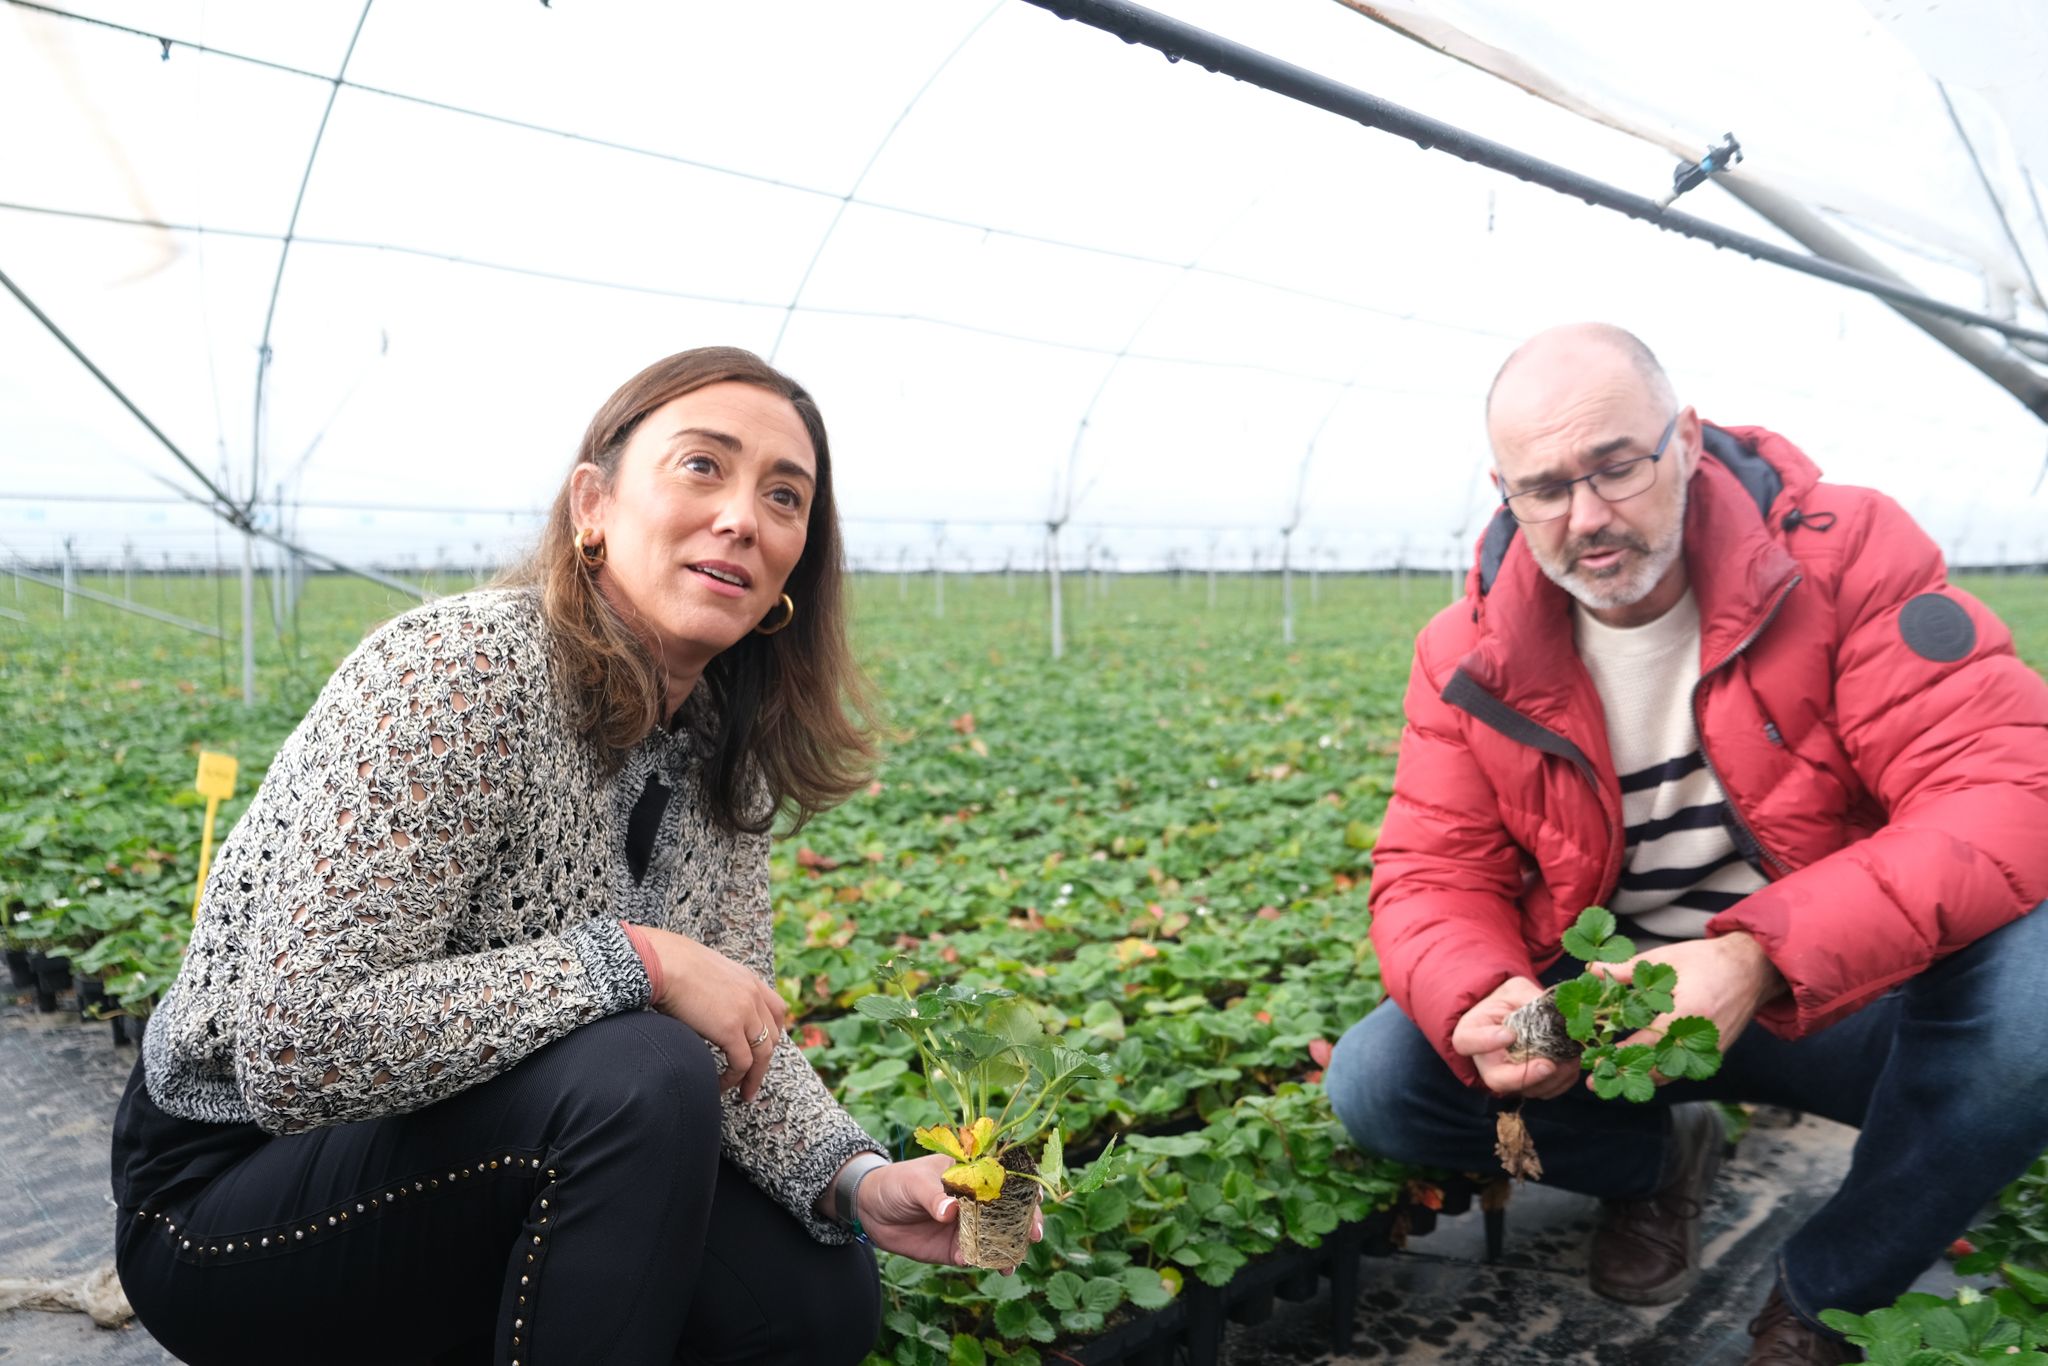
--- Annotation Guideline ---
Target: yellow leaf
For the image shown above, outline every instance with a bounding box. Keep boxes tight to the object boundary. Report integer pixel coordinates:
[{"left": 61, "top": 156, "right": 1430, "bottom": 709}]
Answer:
[
  {"left": 914, "top": 1125, "right": 969, "bottom": 1161},
  {"left": 960, "top": 1116, "right": 996, "bottom": 1159},
  {"left": 941, "top": 1156, "right": 1007, "bottom": 1203}
]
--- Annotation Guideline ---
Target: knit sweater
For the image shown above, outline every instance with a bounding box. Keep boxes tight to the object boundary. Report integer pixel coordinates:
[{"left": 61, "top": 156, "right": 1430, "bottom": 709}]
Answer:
[{"left": 142, "top": 587, "right": 883, "bottom": 1241}]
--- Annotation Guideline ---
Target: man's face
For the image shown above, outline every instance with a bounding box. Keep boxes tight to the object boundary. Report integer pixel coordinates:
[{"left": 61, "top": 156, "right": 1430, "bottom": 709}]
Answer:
[{"left": 1491, "top": 386, "right": 1695, "bottom": 624}]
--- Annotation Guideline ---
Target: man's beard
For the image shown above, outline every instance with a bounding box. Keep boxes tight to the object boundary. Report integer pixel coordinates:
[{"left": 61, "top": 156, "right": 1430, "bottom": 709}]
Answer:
[{"left": 1530, "top": 484, "right": 1687, "bottom": 614}]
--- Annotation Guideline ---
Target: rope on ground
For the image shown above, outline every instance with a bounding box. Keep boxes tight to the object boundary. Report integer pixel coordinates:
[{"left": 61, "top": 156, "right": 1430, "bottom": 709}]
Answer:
[{"left": 0, "top": 1262, "right": 134, "bottom": 1327}]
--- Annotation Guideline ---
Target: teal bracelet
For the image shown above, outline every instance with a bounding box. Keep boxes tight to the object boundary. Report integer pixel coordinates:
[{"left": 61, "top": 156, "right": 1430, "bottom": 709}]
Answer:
[{"left": 847, "top": 1160, "right": 882, "bottom": 1242}]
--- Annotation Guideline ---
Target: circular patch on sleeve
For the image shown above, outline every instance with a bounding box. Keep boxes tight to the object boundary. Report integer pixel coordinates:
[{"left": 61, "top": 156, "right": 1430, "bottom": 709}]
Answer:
[{"left": 1897, "top": 592, "right": 1976, "bottom": 662}]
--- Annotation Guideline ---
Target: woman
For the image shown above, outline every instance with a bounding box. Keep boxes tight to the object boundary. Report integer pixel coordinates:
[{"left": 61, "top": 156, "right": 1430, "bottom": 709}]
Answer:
[{"left": 112, "top": 347, "right": 1020, "bottom": 1365}]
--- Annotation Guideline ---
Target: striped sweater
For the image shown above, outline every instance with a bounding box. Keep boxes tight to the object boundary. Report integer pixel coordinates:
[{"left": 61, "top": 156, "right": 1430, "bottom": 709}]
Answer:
[{"left": 1575, "top": 591, "right": 1767, "bottom": 939}]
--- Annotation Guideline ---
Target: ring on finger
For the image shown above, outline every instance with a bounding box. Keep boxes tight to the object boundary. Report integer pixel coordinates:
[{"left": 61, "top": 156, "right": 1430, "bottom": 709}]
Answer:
[{"left": 751, "top": 1025, "right": 773, "bottom": 1048}]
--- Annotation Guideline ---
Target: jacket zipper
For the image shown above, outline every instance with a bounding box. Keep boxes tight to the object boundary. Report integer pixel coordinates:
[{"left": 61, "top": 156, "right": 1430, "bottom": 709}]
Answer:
[{"left": 1690, "top": 574, "right": 1802, "bottom": 877}]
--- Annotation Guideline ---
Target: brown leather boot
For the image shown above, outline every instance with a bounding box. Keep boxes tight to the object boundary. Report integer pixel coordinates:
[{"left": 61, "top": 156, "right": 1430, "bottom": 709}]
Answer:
[
  {"left": 1587, "top": 1102, "right": 1724, "bottom": 1304},
  {"left": 1745, "top": 1286, "right": 1858, "bottom": 1364}
]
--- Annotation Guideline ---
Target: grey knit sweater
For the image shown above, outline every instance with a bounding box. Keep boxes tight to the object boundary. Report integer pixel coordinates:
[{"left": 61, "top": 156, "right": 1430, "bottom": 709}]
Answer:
[{"left": 143, "top": 587, "right": 882, "bottom": 1240}]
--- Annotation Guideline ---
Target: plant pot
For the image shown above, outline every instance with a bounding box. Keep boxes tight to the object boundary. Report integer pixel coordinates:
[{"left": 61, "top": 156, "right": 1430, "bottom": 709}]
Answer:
[
  {"left": 77, "top": 975, "right": 107, "bottom": 1021},
  {"left": 32, "top": 952, "right": 72, "bottom": 1013},
  {"left": 5, "top": 947, "right": 31, "bottom": 989},
  {"left": 955, "top": 1146, "right": 1039, "bottom": 1272}
]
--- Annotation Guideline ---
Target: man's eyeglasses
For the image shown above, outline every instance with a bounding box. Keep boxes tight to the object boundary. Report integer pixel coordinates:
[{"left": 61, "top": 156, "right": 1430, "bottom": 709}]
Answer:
[{"left": 1499, "top": 414, "right": 1679, "bottom": 525}]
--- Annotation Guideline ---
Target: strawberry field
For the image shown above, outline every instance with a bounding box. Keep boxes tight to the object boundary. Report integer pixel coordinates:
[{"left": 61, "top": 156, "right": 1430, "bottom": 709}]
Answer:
[{"left": 5, "top": 568, "right": 2047, "bottom": 1365}]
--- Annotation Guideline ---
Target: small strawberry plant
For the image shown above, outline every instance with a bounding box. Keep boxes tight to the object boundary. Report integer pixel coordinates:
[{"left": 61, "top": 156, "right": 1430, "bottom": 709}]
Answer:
[
  {"left": 1497, "top": 907, "right": 1725, "bottom": 1179},
  {"left": 854, "top": 963, "right": 1115, "bottom": 1271},
  {"left": 1542, "top": 907, "right": 1723, "bottom": 1098}
]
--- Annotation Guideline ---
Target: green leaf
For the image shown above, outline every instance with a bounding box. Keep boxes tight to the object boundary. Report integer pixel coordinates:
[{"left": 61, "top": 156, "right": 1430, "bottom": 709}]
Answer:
[
  {"left": 1561, "top": 907, "right": 1634, "bottom": 963},
  {"left": 1085, "top": 1188, "right": 1130, "bottom": 1233},
  {"left": 1817, "top": 1309, "right": 1870, "bottom": 1338},
  {"left": 1079, "top": 1277, "right": 1124, "bottom": 1314},
  {"left": 2004, "top": 1261, "right": 2048, "bottom": 1306},
  {"left": 1192, "top": 1241, "right": 1249, "bottom": 1286},
  {"left": 1631, "top": 961, "right": 1677, "bottom": 1012},
  {"left": 993, "top": 1298, "right": 1053, "bottom": 1343},
  {"left": 854, "top": 994, "right": 916, "bottom": 1022},
  {"left": 1121, "top": 1265, "right": 1177, "bottom": 1309},
  {"left": 841, "top": 1058, "right": 910, "bottom": 1092},
  {"left": 1617, "top": 994, "right": 1658, "bottom": 1033},
  {"left": 1917, "top": 1306, "right": 1968, "bottom": 1351},
  {"left": 1058, "top": 1310, "right": 1105, "bottom": 1336},
  {"left": 949, "top": 1334, "right": 987, "bottom": 1366},
  {"left": 1654, "top": 1017, "right": 1723, "bottom": 1080},
  {"left": 1037, "top": 1128, "right": 1065, "bottom": 1191},
  {"left": 1078, "top": 999, "right": 1125, "bottom": 1041},
  {"left": 1045, "top": 1271, "right": 1084, "bottom": 1313},
  {"left": 1553, "top": 976, "right": 1604, "bottom": 1041}
]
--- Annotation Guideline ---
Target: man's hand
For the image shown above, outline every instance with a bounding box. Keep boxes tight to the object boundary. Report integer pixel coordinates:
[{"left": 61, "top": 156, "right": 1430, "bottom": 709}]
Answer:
[
  {"left": 1599, "top": 931, "right": 1785, "bottom": 1088},
  {"left": 1453, "top": 976, "right": 1581, "bottom": 1100}
]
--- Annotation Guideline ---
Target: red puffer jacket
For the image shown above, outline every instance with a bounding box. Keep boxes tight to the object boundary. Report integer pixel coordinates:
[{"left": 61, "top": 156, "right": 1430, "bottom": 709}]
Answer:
[{"left": 1369, "top": 423, "right": 2048, "bottom": 1086}]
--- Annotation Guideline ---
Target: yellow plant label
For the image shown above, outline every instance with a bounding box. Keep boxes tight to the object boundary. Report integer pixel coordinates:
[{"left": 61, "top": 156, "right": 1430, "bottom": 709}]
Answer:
[{"left": 195, "top": 751, "right": 238, "bottom": 800}]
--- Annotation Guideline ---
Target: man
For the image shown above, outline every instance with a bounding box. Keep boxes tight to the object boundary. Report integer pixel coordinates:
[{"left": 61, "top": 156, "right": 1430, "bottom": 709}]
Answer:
[{"left": 1324, "top": 323, "right": 2048, "bottom": 1364}]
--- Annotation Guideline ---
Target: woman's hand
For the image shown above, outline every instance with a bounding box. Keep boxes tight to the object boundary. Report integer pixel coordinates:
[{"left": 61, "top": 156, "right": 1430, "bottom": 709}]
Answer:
[
  {"left": 848, "top": 1153, "right": 1045, "bottom": 1269},
  {"left": 634, "top": 925, "right": 788, "bottom": 1101}
]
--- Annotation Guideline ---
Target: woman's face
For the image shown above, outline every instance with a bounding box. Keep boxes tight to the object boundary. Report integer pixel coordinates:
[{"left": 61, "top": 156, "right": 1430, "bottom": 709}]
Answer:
[{"left": 572, "top": 381, "right": 816, "bottom": 687}]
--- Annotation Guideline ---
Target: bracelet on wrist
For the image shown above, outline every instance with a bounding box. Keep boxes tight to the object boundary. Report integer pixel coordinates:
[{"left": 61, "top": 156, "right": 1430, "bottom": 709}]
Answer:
[{"left": 834, "top": 1152, "right": 889, "bottom": 1243}]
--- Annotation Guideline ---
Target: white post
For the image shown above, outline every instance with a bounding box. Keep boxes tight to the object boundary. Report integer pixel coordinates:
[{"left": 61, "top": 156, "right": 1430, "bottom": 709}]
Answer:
[
  {"left": 1309, "top": 546, "right": 1320, "bottom": 607},
  {"left": 61, "top": 538, "right": 75, "bottom": 620},
  {"left": 271, "top": 542, "right": 287, "bottom": 629},
  {"left": 897, "top": 547, "right": 908, "bottom": 601},
  {"left": 241, "top": 529, "right": 257, "bottom": 705},
  {"left": 932, "top": 529, "right": 945, "bottom": 619},
  {"left": 1047, "top": 523, "right": 1065, "bottom": 661},
  {"left": 1280, "top": 529, "right": 1295, "bottom": 646},
  {"left": 123, "top": 538, "right": 134, "bottom": 601},
  {"left": 1005, "top": 553, "right": 1015, "bottom": 597}
]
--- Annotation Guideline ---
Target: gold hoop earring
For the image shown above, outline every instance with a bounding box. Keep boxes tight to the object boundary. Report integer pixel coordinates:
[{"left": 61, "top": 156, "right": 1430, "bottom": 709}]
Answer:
[
  {"left": 574, "top": 528, "right": 606, "bottom": 567},
  {"left": 754, "top": 593, "right": 796, "bottom": 636}
]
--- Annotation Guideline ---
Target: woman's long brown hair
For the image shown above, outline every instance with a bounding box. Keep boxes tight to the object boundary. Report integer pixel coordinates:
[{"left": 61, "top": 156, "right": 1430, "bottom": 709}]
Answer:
[{"left": 504, "top": 346, "right": 876, "bottom": 834}]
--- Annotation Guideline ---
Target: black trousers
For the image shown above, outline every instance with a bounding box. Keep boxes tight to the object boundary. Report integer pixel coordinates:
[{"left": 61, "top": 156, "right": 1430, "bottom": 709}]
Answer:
[{"left": 113, "top": 1013, "right": 881, "bottom": 1365}]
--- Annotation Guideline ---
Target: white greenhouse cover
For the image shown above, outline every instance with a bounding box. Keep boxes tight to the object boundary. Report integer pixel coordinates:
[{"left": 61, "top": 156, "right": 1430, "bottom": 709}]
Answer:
[{"left": 3, "top": 0, "right": 2044, "bottom": 580}]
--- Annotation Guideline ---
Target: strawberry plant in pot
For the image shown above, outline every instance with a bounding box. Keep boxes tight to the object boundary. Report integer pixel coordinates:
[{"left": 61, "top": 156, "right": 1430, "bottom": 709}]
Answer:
[
  {"left": 1495, "top": 907, "right": 1725, "bottom": 1180},
  {"left": 854, "top": 964, "right": 1112, "bottom": 1272}
]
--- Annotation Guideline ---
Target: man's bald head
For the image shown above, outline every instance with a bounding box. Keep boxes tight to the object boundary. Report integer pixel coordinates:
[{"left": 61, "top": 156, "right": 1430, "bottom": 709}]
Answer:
[
  {"left": 1485, "top": 323, "right": 1676, "bottom": 436},
  {"left": 1483, "top": 322, "right": 1699, "bottom": 627}
]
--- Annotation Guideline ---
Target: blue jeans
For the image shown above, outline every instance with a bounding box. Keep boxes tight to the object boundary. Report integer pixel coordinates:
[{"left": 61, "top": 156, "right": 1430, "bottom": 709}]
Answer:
[{"left": 1324, "top": 905, "right": 2048, "bottom": 1324}]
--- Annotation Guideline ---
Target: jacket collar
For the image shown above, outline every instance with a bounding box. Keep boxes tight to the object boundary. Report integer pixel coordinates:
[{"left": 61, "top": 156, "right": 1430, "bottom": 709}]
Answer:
[{"left": 1457, "top": 422, "right": 1817, "bottom": 712}]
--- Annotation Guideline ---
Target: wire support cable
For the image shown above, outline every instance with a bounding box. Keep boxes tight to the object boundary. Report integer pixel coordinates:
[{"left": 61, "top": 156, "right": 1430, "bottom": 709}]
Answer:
[
  {"left": 1, "top": 0, "right": 1512, "bottom": 346},
  {"left": 1016, "top": 0, "right": 2048, "bottom": 353},
  {"left": 249, "top": 1, "right": 373, "bottom": 506}
]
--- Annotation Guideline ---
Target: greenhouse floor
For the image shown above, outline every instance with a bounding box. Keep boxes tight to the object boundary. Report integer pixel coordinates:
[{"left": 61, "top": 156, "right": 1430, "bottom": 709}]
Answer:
[{"left": 0, "top": 998, "right": 1959, "bottom": 1366}]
